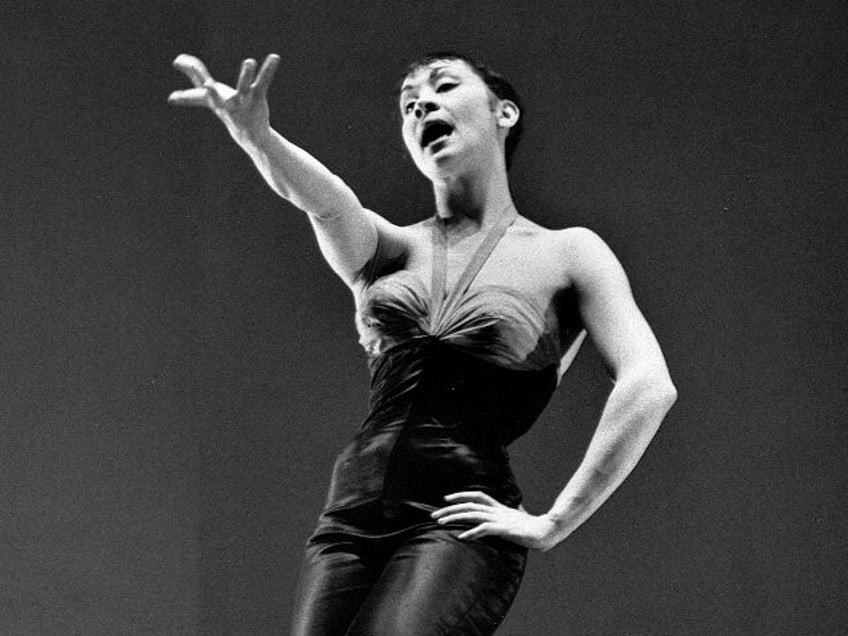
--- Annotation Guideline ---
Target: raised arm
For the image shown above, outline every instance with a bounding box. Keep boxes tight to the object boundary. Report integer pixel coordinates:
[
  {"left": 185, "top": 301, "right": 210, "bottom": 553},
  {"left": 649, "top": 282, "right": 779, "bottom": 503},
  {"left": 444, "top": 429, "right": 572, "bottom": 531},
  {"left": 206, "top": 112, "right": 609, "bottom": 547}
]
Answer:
[
  {"left": 432, "top": 228, "right": 676, "bottom": 551},
  {"left": 168, "top": 54, "right": 401, "bottom": 285}
]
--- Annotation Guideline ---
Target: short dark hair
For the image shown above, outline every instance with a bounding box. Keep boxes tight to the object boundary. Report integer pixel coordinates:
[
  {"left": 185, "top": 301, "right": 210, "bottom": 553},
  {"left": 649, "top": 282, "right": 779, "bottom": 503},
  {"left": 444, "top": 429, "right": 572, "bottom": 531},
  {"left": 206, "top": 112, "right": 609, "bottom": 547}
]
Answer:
[{"left": 399, "top": 52, "right": 524, "bottom": 169}]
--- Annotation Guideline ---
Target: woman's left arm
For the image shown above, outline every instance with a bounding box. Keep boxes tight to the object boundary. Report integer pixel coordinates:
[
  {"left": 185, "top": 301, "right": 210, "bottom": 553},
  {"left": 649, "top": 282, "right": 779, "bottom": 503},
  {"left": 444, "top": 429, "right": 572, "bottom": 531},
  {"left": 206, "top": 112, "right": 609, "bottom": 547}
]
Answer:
[{"left": 432, "top": 228, "right": 677, "bottom": 551}]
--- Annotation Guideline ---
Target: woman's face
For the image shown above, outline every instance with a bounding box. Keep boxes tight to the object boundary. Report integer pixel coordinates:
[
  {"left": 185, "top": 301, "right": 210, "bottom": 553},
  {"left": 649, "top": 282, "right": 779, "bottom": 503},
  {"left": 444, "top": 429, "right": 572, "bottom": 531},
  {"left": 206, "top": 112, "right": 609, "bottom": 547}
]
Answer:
[{"left": 399, "top": 59, "right": 508, "bottom": 180}]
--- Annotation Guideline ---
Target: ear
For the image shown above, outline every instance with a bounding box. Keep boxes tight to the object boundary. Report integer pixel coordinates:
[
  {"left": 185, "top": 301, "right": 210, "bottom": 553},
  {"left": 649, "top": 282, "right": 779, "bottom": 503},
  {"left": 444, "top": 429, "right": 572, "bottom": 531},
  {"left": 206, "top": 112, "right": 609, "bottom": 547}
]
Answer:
[{"left": 496, "top": 99, "right": 520, "bottom": 130}]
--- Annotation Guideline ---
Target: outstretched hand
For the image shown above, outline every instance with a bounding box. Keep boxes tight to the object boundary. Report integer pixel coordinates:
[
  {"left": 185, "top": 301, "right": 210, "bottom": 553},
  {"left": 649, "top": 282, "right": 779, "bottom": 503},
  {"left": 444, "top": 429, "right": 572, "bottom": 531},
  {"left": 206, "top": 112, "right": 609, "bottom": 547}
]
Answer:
[
  {"left": 168, "top": 53, "right": 280, "bottom": 143},
  {"left": 432, "top": 491, "right": 562, "bottom": 552}
]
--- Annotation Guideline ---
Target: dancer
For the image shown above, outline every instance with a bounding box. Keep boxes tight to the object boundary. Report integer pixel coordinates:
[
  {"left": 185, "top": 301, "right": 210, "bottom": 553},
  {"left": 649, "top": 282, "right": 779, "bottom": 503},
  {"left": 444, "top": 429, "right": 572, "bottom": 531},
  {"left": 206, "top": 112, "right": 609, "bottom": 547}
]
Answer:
[{"left": 169, "top": 51, "right": 677, "bottom": 635}]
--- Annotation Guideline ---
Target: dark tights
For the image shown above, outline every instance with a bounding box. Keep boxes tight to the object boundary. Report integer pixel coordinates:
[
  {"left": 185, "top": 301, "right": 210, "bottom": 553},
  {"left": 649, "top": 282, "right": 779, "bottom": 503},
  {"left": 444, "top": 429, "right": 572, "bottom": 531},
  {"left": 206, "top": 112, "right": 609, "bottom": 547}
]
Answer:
[{"left": 290, "top": 523, "right": 527, "bottom": 636}]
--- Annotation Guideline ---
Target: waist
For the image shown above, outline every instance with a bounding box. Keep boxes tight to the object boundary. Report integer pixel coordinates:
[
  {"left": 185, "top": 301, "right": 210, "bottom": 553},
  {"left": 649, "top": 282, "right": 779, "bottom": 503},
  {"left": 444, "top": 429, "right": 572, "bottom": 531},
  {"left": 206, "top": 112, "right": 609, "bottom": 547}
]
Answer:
[
  {"left": 325, "top": 414, "right": 522, "bottom": 515},
  {"left": 366, "top": 338, "right": 558, "bottom": 444}
]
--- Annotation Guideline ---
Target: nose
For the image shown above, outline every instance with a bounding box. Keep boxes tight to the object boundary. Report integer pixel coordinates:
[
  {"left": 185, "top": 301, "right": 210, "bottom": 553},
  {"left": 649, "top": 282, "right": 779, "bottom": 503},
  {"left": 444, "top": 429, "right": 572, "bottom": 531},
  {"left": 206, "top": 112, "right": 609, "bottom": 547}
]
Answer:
[{"left": 413, "top": 98, "right": 439, "bottom": 120}]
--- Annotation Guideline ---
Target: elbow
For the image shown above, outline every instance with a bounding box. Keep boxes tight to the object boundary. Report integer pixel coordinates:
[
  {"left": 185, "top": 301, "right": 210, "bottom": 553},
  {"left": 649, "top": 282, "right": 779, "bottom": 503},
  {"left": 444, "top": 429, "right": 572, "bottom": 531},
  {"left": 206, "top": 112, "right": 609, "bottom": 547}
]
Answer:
[
  {"left": 650, "top": 374, "right": 678, "bottom": 414},
  {"left": 662, "top": 382, "right": 678, "bottom": 414},
  {"left": 611, "top": 364, "right": 679, "bottom": 424},
  {"left": 627, "top": 368, "right": 678, "bottom": 414}
]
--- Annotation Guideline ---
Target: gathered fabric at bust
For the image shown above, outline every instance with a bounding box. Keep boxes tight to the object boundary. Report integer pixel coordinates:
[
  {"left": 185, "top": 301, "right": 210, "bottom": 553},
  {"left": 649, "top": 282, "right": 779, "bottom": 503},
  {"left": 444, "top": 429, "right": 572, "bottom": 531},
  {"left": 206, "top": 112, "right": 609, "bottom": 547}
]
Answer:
[{"left": 315, "top": 212, "right": 568, "bottom": 538}]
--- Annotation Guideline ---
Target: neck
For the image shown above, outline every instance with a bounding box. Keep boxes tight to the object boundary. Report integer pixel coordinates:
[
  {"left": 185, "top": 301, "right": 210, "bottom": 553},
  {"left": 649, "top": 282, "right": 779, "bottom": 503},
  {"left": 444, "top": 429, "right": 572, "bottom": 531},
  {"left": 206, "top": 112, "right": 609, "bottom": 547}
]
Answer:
[{"left": 431, "top": 158, "right": 515, "bottom": 229}]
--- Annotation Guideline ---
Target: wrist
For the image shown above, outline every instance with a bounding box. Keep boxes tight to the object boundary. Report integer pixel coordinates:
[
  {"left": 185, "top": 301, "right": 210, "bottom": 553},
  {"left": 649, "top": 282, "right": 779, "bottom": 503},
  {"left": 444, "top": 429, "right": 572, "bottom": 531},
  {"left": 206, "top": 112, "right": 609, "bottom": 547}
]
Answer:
[
  {"left": 542, "top": 504, "right": 583, "bottom": 543},
  {"left": 541, "top": 511, "right": 567, "bottom": 533},
  {"left": 234, "top": 123, "right": 274, "bottom": 151},
  {"left": 534, "top": 513, "right": 566, "bottom": 551}
]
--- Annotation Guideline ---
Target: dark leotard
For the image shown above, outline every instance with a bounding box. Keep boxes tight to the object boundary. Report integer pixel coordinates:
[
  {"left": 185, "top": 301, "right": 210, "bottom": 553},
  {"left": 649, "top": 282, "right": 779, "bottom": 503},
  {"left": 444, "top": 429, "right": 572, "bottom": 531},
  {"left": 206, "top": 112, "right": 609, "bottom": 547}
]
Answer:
[
  {"left": 291, "top": 213, "right": 569, "bottom": 635},
  {"left": 322, "top": 211, "right": 565, "bottom": 533}
]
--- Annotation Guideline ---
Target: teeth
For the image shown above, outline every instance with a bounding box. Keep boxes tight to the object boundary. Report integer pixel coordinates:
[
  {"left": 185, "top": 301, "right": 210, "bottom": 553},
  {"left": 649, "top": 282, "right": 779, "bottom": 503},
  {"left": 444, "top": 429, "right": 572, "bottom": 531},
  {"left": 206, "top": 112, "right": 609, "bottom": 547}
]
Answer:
[{"left": 428, "top": 134, "right": 448, "bottom": 148}]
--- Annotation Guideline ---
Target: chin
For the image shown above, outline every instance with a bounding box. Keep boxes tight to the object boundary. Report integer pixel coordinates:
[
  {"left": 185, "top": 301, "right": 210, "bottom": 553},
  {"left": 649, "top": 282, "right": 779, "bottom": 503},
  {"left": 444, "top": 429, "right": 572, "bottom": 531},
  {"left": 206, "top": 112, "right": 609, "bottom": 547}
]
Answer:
[{"left": 424, "top": 149, "right": 471, "bottom": 182}]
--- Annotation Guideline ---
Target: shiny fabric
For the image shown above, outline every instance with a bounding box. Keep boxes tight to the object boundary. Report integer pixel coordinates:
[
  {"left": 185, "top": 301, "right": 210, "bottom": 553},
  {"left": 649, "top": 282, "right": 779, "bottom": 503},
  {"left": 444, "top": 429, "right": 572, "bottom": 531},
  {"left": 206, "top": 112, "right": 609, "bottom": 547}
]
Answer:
[
  {"left": 355, "top": 214, "right": 563, "bottom": 370},
  {"left": 292, "top": 213, "right": 568, "bottom": 634},
  {"left": 291, "top": 519, "right": 527, "bottom": 636},
  {"left": 324, "top": 339, "right": 558, "bottom": 517}
]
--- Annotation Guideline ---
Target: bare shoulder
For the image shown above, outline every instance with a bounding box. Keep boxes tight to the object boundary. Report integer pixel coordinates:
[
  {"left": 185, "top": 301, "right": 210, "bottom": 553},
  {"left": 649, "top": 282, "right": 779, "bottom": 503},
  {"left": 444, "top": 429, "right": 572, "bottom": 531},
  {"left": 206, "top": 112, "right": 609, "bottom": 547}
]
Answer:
[
  {"left": 501, "top": 219, "right": 597, "bottom": 290},
  {"left": 552, "top": 226, "right": 622, "bottom": 268},
  {"left": 511, "top": 216, "right": 572, "bottom": 247},
  {"left": 554, "top": 226, "right": 611, "bottom": 254},
  {"left": 514, "top": 218, "right": 603, "bottom": 248},
  {"left": 548, "top": 226, "right": 632, "bottom": 298},
  {"left": 517, "top": 224, "right": 627, "bottom": 292}
]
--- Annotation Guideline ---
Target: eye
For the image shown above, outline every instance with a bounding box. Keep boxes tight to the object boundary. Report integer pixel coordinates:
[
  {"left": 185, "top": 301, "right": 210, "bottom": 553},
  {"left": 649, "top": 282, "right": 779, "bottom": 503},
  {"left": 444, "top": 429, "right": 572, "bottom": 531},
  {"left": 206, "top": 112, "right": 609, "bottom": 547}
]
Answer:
[
  {"left": 436, "top": 82, "right": 458, "bottom": 93},
  {"left": 402, "top": 100, "right": 416, "bottom": 114}
]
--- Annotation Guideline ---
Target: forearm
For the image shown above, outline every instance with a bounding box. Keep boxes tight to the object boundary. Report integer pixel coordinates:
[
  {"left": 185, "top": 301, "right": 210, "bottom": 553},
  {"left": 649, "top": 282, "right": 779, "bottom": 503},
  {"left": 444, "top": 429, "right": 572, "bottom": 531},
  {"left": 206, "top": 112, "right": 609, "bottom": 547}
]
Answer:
[
  {"left": 544, "top": 371, "right": 677, "bottom": 547},
  {"left": 238, "top": 126, "right": 362, "bottom": 220}
]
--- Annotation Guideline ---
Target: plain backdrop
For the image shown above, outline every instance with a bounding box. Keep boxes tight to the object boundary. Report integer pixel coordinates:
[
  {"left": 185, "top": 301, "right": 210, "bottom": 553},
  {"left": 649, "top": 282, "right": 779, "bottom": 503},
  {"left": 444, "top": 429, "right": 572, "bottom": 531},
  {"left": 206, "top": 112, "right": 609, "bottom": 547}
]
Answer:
[{"left": 2, "top": 1, "right": 846, "bottom": 634}]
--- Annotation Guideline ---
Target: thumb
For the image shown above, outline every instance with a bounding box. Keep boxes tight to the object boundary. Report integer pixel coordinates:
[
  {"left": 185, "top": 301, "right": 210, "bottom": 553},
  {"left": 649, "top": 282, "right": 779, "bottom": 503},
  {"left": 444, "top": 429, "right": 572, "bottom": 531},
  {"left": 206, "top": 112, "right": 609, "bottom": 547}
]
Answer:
[{"left": 167, "top": 87, "right": 209, "bottom": 107}]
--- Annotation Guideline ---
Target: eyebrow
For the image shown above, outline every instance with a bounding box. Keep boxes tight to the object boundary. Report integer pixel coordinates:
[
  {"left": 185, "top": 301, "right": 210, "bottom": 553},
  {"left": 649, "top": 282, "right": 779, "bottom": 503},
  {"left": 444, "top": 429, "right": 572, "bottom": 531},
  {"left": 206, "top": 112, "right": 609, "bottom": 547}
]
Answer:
[{"left": 399, "top": 67, "right": 459, "bottom": 95}]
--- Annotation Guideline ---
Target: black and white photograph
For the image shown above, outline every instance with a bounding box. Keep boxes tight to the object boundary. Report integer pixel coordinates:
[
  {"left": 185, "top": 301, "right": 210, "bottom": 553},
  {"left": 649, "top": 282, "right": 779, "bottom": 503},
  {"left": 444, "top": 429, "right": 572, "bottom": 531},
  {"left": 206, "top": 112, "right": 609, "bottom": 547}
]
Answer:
[{"left": 3, "top": 1, "right": 845, "bottom": 634}]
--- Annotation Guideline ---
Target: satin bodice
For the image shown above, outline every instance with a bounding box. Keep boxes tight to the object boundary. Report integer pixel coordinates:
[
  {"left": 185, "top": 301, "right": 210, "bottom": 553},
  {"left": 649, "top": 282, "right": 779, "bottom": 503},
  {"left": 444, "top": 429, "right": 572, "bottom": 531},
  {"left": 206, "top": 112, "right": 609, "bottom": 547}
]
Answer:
[{"left": 355, "top": 213, "right": 564, "bottom": 371}]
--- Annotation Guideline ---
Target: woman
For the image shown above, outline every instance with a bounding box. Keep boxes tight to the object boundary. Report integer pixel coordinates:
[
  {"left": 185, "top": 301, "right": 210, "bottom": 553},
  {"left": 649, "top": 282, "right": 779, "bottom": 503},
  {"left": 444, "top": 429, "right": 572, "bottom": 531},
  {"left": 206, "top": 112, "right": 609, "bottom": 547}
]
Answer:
[{"left": 169, "top": 51, "right": 677, "bottom": 635}]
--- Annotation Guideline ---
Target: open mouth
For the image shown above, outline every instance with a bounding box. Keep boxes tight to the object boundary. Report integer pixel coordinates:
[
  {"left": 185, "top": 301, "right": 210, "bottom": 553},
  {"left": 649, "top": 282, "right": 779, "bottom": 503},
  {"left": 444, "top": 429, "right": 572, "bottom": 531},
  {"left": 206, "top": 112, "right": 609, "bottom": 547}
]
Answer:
[{"left": 420, "top": 120, "right": 454, "bottom": 149}]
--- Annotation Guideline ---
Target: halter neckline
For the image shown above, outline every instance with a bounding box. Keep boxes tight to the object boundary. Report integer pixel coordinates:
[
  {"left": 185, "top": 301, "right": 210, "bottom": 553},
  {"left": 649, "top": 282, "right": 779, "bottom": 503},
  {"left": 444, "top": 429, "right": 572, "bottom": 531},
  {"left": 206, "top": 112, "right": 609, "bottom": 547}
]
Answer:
[{"left": 429, "top": 206, "right": 519, "bottom": 333}]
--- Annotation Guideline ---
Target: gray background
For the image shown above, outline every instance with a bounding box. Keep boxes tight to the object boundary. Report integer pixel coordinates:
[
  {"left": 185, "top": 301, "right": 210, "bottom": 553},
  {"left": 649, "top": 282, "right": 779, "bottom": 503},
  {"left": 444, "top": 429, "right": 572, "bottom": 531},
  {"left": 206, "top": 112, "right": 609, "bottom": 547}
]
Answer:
[{"left": 3, "top": 1, "right": 846, "bottom": 634}]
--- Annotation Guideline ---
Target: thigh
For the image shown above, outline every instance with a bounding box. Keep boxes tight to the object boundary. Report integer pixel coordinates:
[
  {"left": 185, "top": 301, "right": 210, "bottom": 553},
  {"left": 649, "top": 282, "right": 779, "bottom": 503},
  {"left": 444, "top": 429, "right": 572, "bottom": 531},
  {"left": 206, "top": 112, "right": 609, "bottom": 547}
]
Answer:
[
  {"left": 346, "top": 526, "right": 527, "bottom": 636},
  {"left": 290, "top": 535, "right": 383, "bottom": 636}
]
